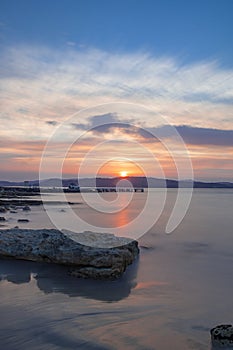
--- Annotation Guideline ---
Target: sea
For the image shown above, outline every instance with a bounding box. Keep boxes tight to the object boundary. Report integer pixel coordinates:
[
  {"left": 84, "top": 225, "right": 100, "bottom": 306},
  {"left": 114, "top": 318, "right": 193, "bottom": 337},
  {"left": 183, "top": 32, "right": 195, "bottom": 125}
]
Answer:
[{"left": 0, "top": 189, "right": 233, "bottom": 350}]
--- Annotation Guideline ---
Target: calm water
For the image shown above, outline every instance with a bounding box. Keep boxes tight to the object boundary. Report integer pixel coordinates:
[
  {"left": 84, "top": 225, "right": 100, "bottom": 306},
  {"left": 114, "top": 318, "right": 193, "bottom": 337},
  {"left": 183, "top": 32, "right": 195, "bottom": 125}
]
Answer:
[{"left": 0, "top": 189, "right": 233, "bottom": 349}]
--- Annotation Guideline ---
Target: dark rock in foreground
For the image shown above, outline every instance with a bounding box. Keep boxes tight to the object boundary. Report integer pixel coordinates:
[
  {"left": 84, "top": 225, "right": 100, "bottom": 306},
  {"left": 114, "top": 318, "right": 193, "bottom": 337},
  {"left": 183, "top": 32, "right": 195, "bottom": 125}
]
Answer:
[
  {"left": 211, "top": 324, "right": 233, "bottom": 348},
  {"left": 0, "top": 206, "right": 7, "bottom": 213},
  {"left": 0, "top": 199, "right": 77, "bottom": 206},
  {"left": 0, "top": 229, "right": 139, "bottom": 279},
  {"left": 23, "top": 205, "right": 31, "bottom": 211}
]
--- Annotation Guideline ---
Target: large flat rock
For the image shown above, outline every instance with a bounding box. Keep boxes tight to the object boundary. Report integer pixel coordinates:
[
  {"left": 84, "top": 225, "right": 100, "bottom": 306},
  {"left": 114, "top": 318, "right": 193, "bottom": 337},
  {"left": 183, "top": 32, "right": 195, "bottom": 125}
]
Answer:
[{"left": 0, "top": 229, "right": 139, "bottom": 279}]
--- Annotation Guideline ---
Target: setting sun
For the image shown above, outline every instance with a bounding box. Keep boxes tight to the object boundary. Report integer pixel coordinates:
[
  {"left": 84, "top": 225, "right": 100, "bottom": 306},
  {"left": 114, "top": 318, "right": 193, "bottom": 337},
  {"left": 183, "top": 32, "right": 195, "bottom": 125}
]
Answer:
[{"left": 120, "top": 171, "right": 128, "bottom": 177}]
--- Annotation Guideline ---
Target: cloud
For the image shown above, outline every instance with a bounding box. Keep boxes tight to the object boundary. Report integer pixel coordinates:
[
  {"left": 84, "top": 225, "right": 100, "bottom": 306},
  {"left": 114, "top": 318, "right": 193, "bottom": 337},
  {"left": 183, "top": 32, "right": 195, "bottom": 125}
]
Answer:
[
  {"left": 0, "top": 45, "right": 233, "bottom": 142},
  {"left": 46, "top": 120, "right": 58, "bottom": 126},
  {"left": 0, "top": 45, "right": 233, "bottom": 181},
  {"left": 71, "top": 113, "right": 118, "bottom": 130},
  {"left": 138, "top": 125, "right": 233, "bottom": 147},
  {"left": 70, "top": 113, "right": 154, "bottom": 143},
  {"left": 174, "top": 125, "right": 233, "bottom": 146},
  {"left": 71, "top": 114, "right": 233, "bottom": 147},
  {"left": 139, "top": 124, "right": 233, "bottom": 147},
  {"left": 66, "top": 41, "right": 76, "bottom": 47}
]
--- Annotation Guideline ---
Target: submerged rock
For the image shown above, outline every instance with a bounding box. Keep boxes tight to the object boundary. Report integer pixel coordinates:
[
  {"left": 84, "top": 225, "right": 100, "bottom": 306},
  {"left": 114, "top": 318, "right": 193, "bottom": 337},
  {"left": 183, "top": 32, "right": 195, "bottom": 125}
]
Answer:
[
  {"left": 211, "top": 324, "right": 233, "bottom": 348},
  {"left": 0, "top": 207, "right": 7, "bottom": 213},
  {"left": 23, "top": 205, "right": 31, "bottom": 211},
  {"left": 0, "top": 229, "right": 139, "bottom": 279}
]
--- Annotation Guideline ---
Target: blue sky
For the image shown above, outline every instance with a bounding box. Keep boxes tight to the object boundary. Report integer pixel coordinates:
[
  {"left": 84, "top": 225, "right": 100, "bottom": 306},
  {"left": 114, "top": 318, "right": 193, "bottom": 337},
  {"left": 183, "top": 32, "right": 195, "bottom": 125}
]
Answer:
[
  {"left": 1, "top": 0, "right": 233, "bottom": 64},
  {"left": 0, "top": 0, "right": 233, "bottom": 181}
]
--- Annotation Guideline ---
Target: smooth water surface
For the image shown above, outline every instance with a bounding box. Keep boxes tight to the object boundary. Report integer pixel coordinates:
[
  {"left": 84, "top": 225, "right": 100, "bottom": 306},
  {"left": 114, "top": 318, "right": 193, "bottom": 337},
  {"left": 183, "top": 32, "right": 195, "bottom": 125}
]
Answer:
[{"left": 0, "top": 189, "right": 233, "bottom": 349}]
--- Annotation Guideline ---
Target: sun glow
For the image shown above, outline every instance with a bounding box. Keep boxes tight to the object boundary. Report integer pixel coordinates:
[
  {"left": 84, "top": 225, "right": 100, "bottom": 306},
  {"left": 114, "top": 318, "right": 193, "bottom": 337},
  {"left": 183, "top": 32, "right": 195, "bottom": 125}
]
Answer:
[{"left": 120, "top": 171, "right": 128, "bottom": 177}]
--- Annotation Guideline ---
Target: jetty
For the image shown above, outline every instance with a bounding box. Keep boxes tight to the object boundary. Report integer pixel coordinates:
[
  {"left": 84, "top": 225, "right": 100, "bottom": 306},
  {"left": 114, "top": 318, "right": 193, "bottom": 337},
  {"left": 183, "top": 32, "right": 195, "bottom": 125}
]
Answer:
[{"left": 96, "top": 187, "right": 144, "bottom": 193}]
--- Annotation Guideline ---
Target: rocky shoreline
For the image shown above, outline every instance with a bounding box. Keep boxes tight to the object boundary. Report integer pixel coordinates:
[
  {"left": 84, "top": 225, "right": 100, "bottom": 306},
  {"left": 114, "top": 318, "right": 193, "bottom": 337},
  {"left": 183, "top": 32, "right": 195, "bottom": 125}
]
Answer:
[
  {"left": 0, "top": 186, "right": 40, "bottom": 198},
  {"left": 0, "top": 199, "right": 76, "bottom": 206},
  {"left": 0, "top": 229, "right": 140, "bottom": 279}
]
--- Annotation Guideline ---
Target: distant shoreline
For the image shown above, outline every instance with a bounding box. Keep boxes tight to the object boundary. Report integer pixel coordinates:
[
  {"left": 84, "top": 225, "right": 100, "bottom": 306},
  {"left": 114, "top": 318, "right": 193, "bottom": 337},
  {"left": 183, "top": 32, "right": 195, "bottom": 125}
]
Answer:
[{"left": 1, "top": 176, "right": 233, "bottom": 189}]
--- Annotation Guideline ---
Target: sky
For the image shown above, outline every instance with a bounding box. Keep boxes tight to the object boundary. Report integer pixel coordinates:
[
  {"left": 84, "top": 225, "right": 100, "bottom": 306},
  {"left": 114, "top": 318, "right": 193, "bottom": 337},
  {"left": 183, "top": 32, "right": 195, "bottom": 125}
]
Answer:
[{"left": 0, "top": 0, "right": 233, "bottom": 181}]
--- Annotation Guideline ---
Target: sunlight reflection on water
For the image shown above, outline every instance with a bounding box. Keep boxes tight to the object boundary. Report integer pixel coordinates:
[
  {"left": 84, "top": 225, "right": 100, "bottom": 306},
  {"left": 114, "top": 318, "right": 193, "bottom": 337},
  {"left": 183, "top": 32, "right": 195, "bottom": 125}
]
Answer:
[{"left": 0, "top": 189, "right": 233, "bottom": 349}]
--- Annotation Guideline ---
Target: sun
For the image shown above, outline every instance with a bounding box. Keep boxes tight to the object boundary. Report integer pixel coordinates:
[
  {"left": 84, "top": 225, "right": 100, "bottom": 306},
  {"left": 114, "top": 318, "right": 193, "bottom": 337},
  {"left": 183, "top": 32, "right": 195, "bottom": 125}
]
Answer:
[{"left": 120, "top": 171, "right": 128, "bottom": 177}]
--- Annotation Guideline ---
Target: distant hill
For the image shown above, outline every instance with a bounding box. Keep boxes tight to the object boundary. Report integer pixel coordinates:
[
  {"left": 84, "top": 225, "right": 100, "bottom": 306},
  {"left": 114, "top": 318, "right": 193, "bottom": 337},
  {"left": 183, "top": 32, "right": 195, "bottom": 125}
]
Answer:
[{"left": 0, "top": 177, "right": 233, "bottom": 188}]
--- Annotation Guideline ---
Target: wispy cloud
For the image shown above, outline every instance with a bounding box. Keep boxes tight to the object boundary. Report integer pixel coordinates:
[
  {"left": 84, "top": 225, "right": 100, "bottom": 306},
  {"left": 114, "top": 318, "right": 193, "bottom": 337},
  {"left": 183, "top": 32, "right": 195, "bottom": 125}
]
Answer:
[
  {"left": 0, "top": 45, "right": 233, "bottom": 141},
  {"left": 1, "top": 45, "right": 233, "bottom": 180}
]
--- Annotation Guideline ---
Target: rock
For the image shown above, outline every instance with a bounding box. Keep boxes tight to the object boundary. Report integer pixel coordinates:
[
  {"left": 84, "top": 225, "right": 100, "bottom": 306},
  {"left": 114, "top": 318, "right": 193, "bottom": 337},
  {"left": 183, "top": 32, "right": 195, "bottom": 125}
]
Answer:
[
  {"left": 10, "top": 210, "right": 17, "bottom": 213},
  {"left": 211, "top": 324, "right": 233, "bottom": 348},
  {"left": 10, "top": 206, "right": 17, "bottom": 210},
  {"left": 17, "top": 219, "right": 30, "bottom": 223},
  {"left": 0, "top": 217, "right": 6, "bottom": 221},
  {"left": 23, "top": 205, "right": 31, "bottom": 211},
  {"left": 0, "top": 229, "right": 139, "bottom": 279},
  {"left": 0, "top": 207, "right": 7, "bottom": 213}
]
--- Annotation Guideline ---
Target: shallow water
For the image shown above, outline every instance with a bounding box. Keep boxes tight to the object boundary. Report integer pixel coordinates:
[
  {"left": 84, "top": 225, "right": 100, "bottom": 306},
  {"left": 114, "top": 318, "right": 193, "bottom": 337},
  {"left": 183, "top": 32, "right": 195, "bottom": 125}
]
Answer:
[{"left": 0, "top": 189, "right": 233, "bottom": 349}]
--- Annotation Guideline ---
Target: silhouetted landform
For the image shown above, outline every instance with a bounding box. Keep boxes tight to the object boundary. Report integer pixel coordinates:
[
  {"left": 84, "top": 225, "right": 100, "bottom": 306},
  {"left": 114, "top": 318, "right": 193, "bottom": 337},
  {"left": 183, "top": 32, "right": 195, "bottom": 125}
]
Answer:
[
  {"left": 0, "top": 177, "right": 232, "bottom": 188},
  {"left": 192, "top": 181, "right": 233, "bottom": 189},
  {"left": 0, "top": 257, "right": 138, "bottom": 301}
]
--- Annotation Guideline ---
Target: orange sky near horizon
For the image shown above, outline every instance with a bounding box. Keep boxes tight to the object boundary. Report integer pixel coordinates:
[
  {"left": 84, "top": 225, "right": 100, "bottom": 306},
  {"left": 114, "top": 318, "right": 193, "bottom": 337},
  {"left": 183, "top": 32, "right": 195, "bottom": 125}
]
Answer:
[
  {"left": 1, "top": 132, "right": 232, "bottom": 182},
  {"left": 1, "top": 45, "right": 233, "bottom": 182}
]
